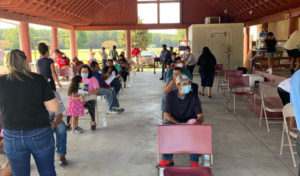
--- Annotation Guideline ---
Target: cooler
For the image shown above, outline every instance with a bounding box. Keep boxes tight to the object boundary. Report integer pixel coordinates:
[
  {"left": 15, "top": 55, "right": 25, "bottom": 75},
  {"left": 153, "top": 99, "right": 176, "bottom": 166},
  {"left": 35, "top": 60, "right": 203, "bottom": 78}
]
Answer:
[{"left": 243, "top": 74, "right": 265, "bottom": 87}]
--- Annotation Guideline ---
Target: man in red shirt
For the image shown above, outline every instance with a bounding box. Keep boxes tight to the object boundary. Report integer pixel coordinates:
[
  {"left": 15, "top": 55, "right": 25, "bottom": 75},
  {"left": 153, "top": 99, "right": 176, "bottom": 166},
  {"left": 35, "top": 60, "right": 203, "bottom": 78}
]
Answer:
[{"left": 131, "top": 45, "right": 142, "bottom": 72}]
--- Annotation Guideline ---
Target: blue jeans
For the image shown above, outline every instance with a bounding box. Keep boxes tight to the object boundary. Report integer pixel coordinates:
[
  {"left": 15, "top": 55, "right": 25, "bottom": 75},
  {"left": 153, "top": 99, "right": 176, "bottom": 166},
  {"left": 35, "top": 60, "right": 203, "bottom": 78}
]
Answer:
[
  {"left": 161, "top": 91, "right": 166, "bottom": 111},
  {"left": 111, "top": 79, "right": 121, "bottom": 94},
  {"left": 52, "top": 120, "right": 67, "bottom": 155},
  {"left": 97, "top": 87, "right": 120, "bottom": 111},
  {"left": 162, "top": 120, "right": 201, "bottom": 162},
  {"left": 3, "top": 126, "right": 56, "bottom": 176}
]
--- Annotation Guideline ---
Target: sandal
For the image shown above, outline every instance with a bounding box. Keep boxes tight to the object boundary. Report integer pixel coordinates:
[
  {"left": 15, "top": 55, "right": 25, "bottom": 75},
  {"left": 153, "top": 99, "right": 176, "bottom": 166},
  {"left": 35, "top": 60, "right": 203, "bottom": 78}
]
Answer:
[
  {"left": 208, "top": 95, "right": 212, "bottom": 98},
  {"left": 199, "top": 92, "right": 204, "bottom": 96},
  {"left": 91, "top": 121, "right": 96, "bottom": 130}
]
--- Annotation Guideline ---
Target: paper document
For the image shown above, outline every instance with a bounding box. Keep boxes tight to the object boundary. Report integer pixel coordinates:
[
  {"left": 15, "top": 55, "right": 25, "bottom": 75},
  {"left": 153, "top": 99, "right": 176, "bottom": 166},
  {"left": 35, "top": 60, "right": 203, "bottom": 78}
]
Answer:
[{"left": 105, "top": 73, "right": 116, "bottom": 85}]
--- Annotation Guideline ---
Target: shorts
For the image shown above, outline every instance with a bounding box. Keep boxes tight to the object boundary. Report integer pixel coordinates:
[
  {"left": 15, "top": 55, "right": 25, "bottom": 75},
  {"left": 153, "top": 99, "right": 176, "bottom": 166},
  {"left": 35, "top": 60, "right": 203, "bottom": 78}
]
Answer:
[
  {"left": 0, "top": 148, "right": 9, "bottom": 170},
  {"left": 277, "top": 87, "right": 290, "bottom": 106},
  {"left": 265, "top": 52, "right": 276, "bottom": 57},
  {"left": 286, "top": 49, "right": 300, "bottom": 59}
]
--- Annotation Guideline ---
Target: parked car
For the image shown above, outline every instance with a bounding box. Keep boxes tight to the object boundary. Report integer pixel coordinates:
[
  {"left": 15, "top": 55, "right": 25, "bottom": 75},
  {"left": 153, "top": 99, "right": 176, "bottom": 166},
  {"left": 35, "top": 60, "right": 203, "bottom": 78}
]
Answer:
[{"left": 139, "top": 51, "right": 159, "bottom": 67}]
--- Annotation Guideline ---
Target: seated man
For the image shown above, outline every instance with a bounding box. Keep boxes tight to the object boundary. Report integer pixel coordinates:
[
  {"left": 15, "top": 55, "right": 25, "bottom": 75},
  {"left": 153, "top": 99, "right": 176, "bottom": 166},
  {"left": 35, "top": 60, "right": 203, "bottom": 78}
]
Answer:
[
  {"left": 157, "top": 74, "right": 204, "bottom": 168},
  {"left": 170, "top": 57, "right": 185, "bottom": 69},
  {"left": 48, "top": 90, "right": 68, "bottom": 166},
  {"left": 166, "top": 57, "right": 190, "bottom": 81},
  {"left": 101, "top": 59, "right": 122, "bottom": 94},
  {"left": 90, "top": 61, "right": 125, "bottom": 114},
  {"left": 166, "top": 52, "right": 176, "bottom": 70},
  {"left": 0, "top": 112, "right": 12, "bottom": 176}
]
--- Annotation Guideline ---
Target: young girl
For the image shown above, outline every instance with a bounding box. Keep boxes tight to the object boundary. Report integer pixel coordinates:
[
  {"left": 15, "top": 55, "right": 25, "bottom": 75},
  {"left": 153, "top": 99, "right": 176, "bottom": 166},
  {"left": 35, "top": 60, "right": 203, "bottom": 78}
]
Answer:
[
  {"left": 264, "top": 32, "right": 277, "bottom": 74},
  {"left": 67, "top": 75, "right": 84, "bottom": 134}
]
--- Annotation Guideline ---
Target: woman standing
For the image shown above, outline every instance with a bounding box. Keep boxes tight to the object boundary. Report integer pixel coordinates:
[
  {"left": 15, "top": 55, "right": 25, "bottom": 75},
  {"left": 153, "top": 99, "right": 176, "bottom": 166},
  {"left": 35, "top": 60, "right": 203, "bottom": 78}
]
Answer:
[
  {"left": 182, "top": 46, "right": 196, "bottom": 78},
  {"left": 264, "top": 32, "right": 277, "bottom": 74},
  {"left": 0, "top": 50, "right": 59, "bottom": 176},
  {"left": 197, "top": 47, "right": 217, "bottom": 98},
  {"left": 78, "top": 65, "right": 100, "bottom": 130},
  {"left": 100, "top": 47, "right": 108, "bottom": 67},
  {"left": 36, "top": 43, "right": 61, "bottom": 91}
]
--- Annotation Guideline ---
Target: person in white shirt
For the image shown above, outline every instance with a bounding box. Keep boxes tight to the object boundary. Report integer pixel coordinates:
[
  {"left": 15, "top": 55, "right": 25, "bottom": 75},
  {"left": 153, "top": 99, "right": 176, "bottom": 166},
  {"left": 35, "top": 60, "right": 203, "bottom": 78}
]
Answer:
[
  {"left": 0, "top": 47, "right": 5, "bottom": 66},
  {"left": 99, "top": 47, "right": 108, "bottom": 68},
  {"left": 88, "top": 46, "right": 96, "bottom": 63},
  {"left": 182, "top": 46, "right": 196, "bottom": 78},
  {"left": 278, "top": 78, "right": 296, "bottom": 128},
  {"left": 284, "top": 30, "right": 300, "bottom": 74}
]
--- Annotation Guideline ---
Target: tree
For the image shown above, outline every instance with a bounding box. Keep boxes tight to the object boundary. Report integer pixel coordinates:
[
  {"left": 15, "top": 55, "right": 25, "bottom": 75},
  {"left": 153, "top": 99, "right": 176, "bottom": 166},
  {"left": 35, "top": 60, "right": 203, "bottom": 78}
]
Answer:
[
  {"left": 102, "top": 41, "right": 119, "bottom": 50},
  {"left": 177, "top": 29, "right": 185, "bottom": 39},
  {"left": 2, "top": 28, "right": 19, "bottom": 49},
  {"left": 0, "top": 40, "right": 13, "bottom": 49},
  {"left": 118, "top": 18, "right": 149, "bottom": 51},
  {"left": 76, "top": 31, "right": 88, "bottom": 49}
]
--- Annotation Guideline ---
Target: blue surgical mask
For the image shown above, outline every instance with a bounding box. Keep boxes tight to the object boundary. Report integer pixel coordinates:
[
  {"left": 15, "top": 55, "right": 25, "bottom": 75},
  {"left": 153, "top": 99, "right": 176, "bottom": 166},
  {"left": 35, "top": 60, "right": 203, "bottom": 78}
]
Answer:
[
  {"left": 181, "top": 85, "right": 191, "bottom": 94},
  {"left": 81, "top": 73, "right": 88, "bottom": 78}
]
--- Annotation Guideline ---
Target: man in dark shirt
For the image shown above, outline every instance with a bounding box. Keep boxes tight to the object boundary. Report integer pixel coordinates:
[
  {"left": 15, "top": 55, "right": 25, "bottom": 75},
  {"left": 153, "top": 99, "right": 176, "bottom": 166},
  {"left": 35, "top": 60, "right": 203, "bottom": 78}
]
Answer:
[
  {"left": 166, "top": 52, "right": 176, "bottom": 70},
  {"left": 101, "top": 59, "right": 121, "bottom": 94},
  {"left": 159, "top": 44, "right": 171, "bottom": 80},
  {"left": 90, "top": 61, "right": 124, "bottom": 114},
  {"left": 157, "top": 74, "right": 204, "bottom": 168}
]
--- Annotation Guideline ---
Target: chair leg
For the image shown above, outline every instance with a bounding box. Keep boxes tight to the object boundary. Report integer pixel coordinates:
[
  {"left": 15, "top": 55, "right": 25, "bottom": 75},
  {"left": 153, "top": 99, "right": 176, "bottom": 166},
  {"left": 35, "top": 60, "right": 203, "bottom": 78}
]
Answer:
[
  {"left": 280, "top": 124, "right": 285, "bottom": 155},
  {"left": 233, "top": 94, "right": 236, "bottom": 114},
  {"left": 259, "top": 103, "right": 263, "bottom": 126},
  {"left": 286, "top": 132, "right": 297, "bottom": 167},
  {"left": 211, "top": 154, "right": 213, "bottom": 165},
  {"left": 263, "top": 108, "right": 270, "bottom": 132},
  {"left": 217, "top": 73, "right": 220, "bottom": 93}
]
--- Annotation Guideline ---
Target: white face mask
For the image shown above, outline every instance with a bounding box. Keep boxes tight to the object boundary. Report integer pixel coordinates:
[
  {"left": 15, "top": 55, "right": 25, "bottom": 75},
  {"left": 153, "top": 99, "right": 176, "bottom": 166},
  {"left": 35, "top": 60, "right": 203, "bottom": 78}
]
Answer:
[
  {"left": 186, "top": 52, "right": 190, "bottom": 55},
  {"left": 113, "top": 62, "right": 117, "bottom": 65},
  {"left": 177, "top": 63, "right": 183, "bottom": 68}
]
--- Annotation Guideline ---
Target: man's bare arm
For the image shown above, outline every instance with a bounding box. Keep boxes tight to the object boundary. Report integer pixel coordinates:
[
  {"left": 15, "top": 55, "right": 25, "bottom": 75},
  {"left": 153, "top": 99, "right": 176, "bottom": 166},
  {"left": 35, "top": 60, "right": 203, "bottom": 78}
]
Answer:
[
  {"left": 194, "top": 114, "right": 204, "bottom": 125},
  {"left": 164, "top": 112, "right": 180, "bottom": 124}
]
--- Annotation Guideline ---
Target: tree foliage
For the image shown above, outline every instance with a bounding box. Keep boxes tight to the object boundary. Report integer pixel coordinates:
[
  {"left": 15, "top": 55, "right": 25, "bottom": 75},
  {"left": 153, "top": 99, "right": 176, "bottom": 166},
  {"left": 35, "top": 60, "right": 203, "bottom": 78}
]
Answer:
[
  {"left": 102, "top": 41, "right": 119, "bottom": 49},
  {"left": 76, "top": 31, "right": 88, "bottom": 49},
  {"left": 0, "top": 40, "right": 13, "bottom": 49}
]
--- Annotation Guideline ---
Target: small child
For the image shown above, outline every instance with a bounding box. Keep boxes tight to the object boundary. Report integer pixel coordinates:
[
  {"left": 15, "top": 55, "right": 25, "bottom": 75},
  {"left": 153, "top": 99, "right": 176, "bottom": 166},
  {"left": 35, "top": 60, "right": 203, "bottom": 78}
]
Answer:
[
  {"left": 67, "top": 75, "right": 84, "bottom": 134},
  {"left": 264, "top": 32, "right": 277, "bottom": 74}
]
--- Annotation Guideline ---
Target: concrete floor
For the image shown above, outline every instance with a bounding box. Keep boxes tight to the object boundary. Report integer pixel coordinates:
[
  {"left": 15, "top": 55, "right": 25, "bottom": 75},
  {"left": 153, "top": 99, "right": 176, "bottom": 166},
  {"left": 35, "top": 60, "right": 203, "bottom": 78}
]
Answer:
[{"left": 29, "top": 70, "right": 298, "bottom": 176}]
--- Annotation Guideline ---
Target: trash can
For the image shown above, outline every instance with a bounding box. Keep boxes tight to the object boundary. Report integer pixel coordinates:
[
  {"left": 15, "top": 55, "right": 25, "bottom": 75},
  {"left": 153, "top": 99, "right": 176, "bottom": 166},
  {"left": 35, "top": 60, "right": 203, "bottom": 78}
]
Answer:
[{"left": 236, "top": 67, "right": 248, "bottom": 74}]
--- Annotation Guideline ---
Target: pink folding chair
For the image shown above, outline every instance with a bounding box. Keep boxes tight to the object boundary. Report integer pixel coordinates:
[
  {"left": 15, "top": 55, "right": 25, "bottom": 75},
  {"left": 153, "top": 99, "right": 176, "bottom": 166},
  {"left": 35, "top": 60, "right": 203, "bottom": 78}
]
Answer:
[
  {"left": 157, "top": 125, "right": 214, "bottom": 176},
  {"left": 226, "top": 76, "right": 254, "bottom": 114},
  {"left": 59, "top": 68, "right": 73, "bottom": 80},
  {"left": 221, "top": 70, "right": 243, "bottom": 96},
  {"left": 72, "top": 65, "right": 83, "bottom": 75},
  {"left": 214, "top": 64, "right": 223, "bottom": 93}
]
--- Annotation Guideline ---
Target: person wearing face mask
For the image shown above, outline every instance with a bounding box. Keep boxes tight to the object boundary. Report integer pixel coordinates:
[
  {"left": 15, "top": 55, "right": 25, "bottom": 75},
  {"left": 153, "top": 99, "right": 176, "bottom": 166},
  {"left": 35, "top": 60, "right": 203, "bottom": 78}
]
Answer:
[
  {"left": 159, "top": 44, "right": 171, "bottom": 80},
  {"left": 165, "top": 57, "right": 191, "bottom": 81},
  {"left": 112, "top": 58, "right": 122, "bottom": 73},
  {"left": 169, "top": 46, "right": 174, "bottom": 53},
  {"left": 157, "top": 74, "right": 204, "bottom": 168},
  {"left": 182, "top": 46, "right": 196, "bottom": 78},
  {"left": 101, "top": 59, "right": 122, "bottom": 94},
  {"left": 36, "top": 43, "right": 62, "bottom": 91}
]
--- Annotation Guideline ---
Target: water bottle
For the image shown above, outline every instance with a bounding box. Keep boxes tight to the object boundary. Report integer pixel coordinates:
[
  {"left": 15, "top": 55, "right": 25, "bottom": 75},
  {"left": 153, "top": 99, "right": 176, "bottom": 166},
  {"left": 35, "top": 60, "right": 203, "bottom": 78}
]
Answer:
[
  {"left": 103, "top": 118, "right": 107, "bottom": 127},
  {"left": 159, "top": 119, "right": 163, "bottom": 124},
  {"left": 204, "top": 155, "right": 210, "bottom": 167}
]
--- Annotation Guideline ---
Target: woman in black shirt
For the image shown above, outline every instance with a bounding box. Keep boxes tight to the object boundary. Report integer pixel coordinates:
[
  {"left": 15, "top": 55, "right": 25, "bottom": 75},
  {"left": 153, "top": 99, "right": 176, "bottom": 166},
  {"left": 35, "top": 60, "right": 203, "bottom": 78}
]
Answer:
[
  {"left": 264, "top": 32, "right": 277, "bottom": 74},
  {"left": 0, "top": 50, "right": 59, "bottom": 176},
  {"left": 197, "top": 47, "right": 217, "bottom": 98}
]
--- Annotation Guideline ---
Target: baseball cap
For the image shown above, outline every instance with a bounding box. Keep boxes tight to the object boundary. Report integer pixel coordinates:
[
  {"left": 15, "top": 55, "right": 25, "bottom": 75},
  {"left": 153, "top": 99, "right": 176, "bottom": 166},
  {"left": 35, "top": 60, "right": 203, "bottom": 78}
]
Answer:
[{"left": 175, "top": 74, "right": 191, "bottom": 84}]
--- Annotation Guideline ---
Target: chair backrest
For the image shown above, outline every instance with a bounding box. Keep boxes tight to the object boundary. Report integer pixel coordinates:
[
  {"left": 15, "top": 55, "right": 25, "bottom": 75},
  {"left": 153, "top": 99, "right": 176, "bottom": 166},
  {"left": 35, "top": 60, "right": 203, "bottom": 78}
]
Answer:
[
  {"left": 164, "top": 167, "right": 213, "bottom": 176},
  {"left": 100, "top": 77, "right": 110, "bottom": 89},
  {"left": 261, "top": 87, "right": 280, "bottom": 98},
  {"left": 158, "top": 125, "right": 212, "bottom": 154},
  {"left": 228, "top": 76, "right": 249, "bottom": 89},
  {"left": 283, "top": 103, "right": 295, "bottom": 118},
  {"left": 214, "top": 64, "right": 223, "bottom": 71},
  {"left": 225, "top": 70, "right": 243, "bottom": 80},
  {"left": 72, "top": 65, "right": 83, "bottom": 74},
  {"left": 59, "top": 69, "right": 73, "bottom": 77}
]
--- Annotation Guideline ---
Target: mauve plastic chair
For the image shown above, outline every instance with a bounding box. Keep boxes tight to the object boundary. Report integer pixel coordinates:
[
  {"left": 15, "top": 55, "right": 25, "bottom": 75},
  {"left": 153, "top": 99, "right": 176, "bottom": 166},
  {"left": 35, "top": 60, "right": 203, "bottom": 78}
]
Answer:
[
  {"left": 59, "top": 68, "right": 73, "bottom": 80},
  {"left": 226, "top": 76, "right": 254, "bottom": 114},
  {"left": 221, "top": 70, "right": 243, "bottom": 96},
  {"left": 72, "top": 65, "right": 83, "bottom": 75},
  {"left": 215, "top": 64, "right": 223, "bottom": 93},
  {"left": 164, "top": 167, "right": 214, "bottom": 176},
  {"left": 157, "top": 125, "right": 214, "bottom": 176}
]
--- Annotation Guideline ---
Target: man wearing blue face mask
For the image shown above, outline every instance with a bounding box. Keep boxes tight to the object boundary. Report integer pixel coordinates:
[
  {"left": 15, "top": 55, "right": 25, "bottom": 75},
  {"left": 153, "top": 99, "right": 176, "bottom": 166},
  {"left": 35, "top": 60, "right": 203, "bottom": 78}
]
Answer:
[{"left": 157, "top": 74, "right": 204, "bottom": 168}]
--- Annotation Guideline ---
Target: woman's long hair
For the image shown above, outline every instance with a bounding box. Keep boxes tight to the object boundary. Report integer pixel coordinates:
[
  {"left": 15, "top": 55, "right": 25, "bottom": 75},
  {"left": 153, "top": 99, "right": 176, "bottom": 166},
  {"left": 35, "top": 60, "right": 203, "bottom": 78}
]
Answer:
[
  {"left": 199, "top": 47, "right": 215, "bottom": 65},
  {"left": 54, "top": 49, "right": 64, "bottom": 55},
  {"left": 68, "top": 75, "right": 82, "bottom": 96},
  {"left": 6, "top": 49, "right": 32, "bottom": 81}
]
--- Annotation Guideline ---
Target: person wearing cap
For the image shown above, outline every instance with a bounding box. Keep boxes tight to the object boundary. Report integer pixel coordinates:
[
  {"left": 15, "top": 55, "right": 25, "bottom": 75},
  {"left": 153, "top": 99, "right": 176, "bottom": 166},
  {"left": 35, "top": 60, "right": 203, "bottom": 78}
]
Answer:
[
  {"left": 284, "top": 30, "right": 300, "bottom": 74},
  {"left": 159, "top": 44, "right": 171, "bottom": 80},
  {"left": 157, "top": 74, "right": 204, "bottom": 168}
]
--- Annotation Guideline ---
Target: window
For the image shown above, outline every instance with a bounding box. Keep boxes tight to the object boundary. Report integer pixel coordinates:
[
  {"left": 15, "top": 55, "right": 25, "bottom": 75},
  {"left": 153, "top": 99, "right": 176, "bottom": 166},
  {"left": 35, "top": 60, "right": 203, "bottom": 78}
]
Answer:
[{"left": 137, "top": 0, "right": 180, "bottom": 24}]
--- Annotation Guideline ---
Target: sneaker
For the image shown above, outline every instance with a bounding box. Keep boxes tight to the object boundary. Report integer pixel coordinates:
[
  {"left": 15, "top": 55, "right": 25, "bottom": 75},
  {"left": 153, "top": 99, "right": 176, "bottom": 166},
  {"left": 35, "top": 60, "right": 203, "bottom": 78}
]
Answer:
[
  {"left": 156, "top": 159, "right": 174, "bottom": 168},
  {"left": 290, "top": 69, "right": 295, "bottom": 74},
  {"left": 77, "top": 126, "right": 83, "bottom": 132},
  {"left": 269, "top": 68, "right": 273, "bottom": 74},
  {"left": 112, "top": 107, "right": 125, "bottom": 113},
  {"left": 159, "top": 78, "right": 164, "bottom": 80},
  {"left": 58, "top": 154, "right": 68, "bottom": 166},
  {"left": 190, "top": 162, "right": 199, "bottom": 167},
  {"left": 72, "top": 127, "right": 82, "bottom": 134},
  {"left": 107, "top": 110, "right": 119, "bottom": 114}
]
